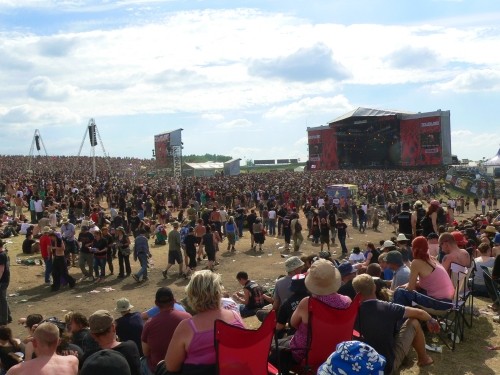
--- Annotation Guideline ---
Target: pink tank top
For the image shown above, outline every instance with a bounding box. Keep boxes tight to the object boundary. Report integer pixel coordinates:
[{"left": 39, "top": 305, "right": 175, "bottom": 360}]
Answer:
[
  {"left": 184, "top": 311, "right": 244, "bottom": 365},
  {"left": 419, "top": 262, "right": 455, "bottom": 300}
]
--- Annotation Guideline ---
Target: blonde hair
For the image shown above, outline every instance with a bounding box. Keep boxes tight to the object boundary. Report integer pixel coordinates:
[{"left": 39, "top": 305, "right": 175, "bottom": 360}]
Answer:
[
  {"left": 34, "top": 322, "right": 60, "bottom": 347},
  {"left": 186, "top": 270, "right": 222, "bottom": 313},
  {"left": 352, "top": 274, "right": 375, "bottom": 297}
]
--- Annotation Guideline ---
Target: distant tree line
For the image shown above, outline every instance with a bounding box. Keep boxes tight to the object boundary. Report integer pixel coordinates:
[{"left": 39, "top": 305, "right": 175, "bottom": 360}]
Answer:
[{"left": 183, "top": 153, "right": 232, "bottom": 163}]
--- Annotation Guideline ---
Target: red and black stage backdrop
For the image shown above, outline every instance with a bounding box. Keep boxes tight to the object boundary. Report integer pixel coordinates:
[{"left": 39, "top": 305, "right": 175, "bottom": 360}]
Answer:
[{"left": 400, "top": 116, "right": 442, "bottom": 166}]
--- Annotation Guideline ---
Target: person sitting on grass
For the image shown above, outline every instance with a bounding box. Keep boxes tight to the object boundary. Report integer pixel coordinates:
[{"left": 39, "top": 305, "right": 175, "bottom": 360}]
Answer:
[
  {"left": 233, "top": 271, "right": 272, "bottom": 318},
  {"left": 353, "top": 274, "right": 438, "bottom": 374}
]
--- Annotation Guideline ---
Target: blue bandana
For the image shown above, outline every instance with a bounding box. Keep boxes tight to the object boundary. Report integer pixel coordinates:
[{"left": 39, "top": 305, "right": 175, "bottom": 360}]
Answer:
[{"left": 317, "top": 341, "right": 386, "bottom": 375}]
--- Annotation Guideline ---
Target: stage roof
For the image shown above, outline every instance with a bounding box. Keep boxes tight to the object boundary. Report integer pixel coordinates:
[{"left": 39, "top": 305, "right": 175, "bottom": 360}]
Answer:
[{"left": 328, "top": 107, "right": 415, "bottom": 124}]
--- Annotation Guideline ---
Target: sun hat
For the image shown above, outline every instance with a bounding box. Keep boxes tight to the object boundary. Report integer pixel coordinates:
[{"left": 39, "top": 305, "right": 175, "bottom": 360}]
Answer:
[
  {"left": 115, "top": 298, "right": 134, "bottom": 313},
  {"left": 385, "top": 251, "right": 404, "bottom": 266},
  {"left": 80, "top": 349, "right": 131, "bottom": 375},
  {"left": 88, "top": 310, "right": 114, "bottom": 334},
  {"left": 42, "top": 226, "right": 51, "bottom": 233},
  {"left": 381, "top": 240, "right": 395, "bottom": 249},
  {"left": 62, "top": 217, "right": 69, "bottom": 224},
  {"left": 396, "top": 233, "right": 409, "bottom": 242},
  {"left": 414, "top": 200, "right": 423, "bottom": 207},
  {"left": 305, "top": 259, "right": 341, "bottom": 296},
  {"left": 317, "top": 340, "right": 386, "bottom": 375},
  {"left": 285, "top": 256, "right": 305, "bottom": 273},
  {"left": 485, "top": 225, "right": 497, "bottom": 234}
]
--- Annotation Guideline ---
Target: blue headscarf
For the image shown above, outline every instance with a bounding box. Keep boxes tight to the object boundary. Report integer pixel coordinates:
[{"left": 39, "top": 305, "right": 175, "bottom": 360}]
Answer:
[{"left": 317, "top": 341, "right": 386, "bottom": 375}]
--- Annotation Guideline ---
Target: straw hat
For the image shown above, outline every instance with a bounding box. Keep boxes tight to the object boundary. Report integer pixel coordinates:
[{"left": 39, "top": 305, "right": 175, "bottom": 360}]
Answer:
[{"left": 305, "top": 259, "right": 341, "bottom": 296}]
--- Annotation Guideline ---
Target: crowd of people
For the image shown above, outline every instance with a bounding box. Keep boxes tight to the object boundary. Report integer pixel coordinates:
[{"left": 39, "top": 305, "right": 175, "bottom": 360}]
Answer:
[{"left": 0, "top": 154, "right": 500, "bottom": 374}]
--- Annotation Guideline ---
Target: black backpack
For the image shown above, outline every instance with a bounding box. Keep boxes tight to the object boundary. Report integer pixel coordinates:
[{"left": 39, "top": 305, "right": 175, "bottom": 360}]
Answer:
[
  {"left": 420, "top": 215, "right": 433, "bottom": 234},
  {"left": 295, "top": 220, "right": 302, "bottom": 232}
]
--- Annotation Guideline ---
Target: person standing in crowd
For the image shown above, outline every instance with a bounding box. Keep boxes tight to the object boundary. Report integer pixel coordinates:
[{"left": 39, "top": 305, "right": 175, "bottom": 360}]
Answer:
[
  {"left": 132, "top": 229, "right": 151, "bottom": 283},
  {"left": 162, "top": 222, "right": 184, "bottom": 278},
  {"left": 77, "top": 226, "right": 94, "bottom": 281},
  {"left": 39, "top": 226, "right": 53, "bottom": 284},
  {"left": 115, "top": 226, "right": 131, "bottom": 278},
  {"left": 60, "top": 217, "right": 78, "bottom": 268},
  {"left": 91, "top": 229, "right": 108, "bottom": 283},
  {"left": 393, "top": 202, "right": 413, "bottom": 242},
  {"left": 335, "top": 218, "right": 349, "bottom": 255},
  {"left": 0, "top": 240, "right": 11, "bottom": 326},
  {"left": 49, "top": 232, "right": 75, "bottom": 291},
  {"left": 101, "top": 227, "right": 115, "bottom": 276}
]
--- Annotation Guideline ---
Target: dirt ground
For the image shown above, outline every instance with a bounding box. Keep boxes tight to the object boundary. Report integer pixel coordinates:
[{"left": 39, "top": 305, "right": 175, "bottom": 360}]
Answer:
[{"left": 5, "top": 206, "right": 500, "bottom": 374}]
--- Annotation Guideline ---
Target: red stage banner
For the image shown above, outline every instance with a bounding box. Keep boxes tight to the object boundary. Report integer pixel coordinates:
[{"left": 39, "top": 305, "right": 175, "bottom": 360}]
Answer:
[{"left": 400, "top": 116, "right": 442, "bottom": 166}]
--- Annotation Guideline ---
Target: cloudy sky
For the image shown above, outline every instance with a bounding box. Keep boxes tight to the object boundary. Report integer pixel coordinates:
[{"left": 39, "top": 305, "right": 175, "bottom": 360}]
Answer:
[{"left": 1, "top": 0, "right": 500, "bottom": 163}]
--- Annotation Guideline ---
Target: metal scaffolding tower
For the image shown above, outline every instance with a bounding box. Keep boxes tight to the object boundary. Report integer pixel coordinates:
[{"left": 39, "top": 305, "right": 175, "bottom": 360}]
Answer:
[
  {"left": 27, "top": 129, "right": 49, "bottom": 172},
  {"left": 74, "top": 119, "right": 113, "bottom": 180}
]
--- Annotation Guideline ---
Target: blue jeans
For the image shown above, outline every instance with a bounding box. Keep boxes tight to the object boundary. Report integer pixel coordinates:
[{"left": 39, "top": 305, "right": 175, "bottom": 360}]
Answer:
[
  {"left": 393, "top": 288, "right": 453, "bottom": 310},
  {"left": 93, "top": 257, "right": 106, "bottom": 278},
  {"left": 269, "top": 219, "right": 276, "bottom": 235},
  {"left": 135, "top": 253, "right": 148, "bottom": 280},
  {"left": 43, "top": 257, "right": 53, "bottom": 283}
]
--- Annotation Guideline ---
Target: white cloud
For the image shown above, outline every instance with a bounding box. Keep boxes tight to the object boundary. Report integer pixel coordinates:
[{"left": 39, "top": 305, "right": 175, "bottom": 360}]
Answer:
[
  {"left": 215, "top": 119, "right": 252, "bottom": 130},
  {"left": 451, "top": 129, "right": 500, "bottom": 160},
  {"left": 265, "top": 95, "right": 353, "bottom": 122},
  {"left": 201, "top": 113, "right": 225, "bottom": 121},
  {"left": 27, "top": 76, "right": 74, "bottom": 101},
  {"left": 431, "top": 69, "right": 500, "bottom": 92},
  {"left": 0, "top": 104, "right": 80, "bottom": 127}
]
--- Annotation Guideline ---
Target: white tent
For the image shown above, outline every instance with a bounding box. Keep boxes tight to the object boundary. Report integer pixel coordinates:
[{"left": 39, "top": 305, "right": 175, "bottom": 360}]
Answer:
[{"left": 484, "top": 148, "right": 500, "bottom": 175}]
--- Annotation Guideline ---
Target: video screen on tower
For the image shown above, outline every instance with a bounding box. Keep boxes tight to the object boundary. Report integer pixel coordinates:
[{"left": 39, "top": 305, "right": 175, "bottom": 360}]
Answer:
[{"left": 154, "top": 132, "right": 170, "bottom": 168}]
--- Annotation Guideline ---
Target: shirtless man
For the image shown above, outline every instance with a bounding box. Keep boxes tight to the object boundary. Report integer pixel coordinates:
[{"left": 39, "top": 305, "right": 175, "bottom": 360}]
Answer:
[
  {"left": 7, "top": 322, "right": 78, "bottom": 375},
  {"left": 440, "top": 232, "right": 471, "bottom": 274}
]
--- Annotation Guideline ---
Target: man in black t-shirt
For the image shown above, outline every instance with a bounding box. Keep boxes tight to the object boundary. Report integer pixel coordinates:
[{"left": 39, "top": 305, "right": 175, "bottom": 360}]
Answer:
[
  {"left": 77, "top": 226, "right": 94, "bottom": 281},
  {"left": 352, "top": 274, "right": 438, "bottom": 374},
  {"left": 392, "top": 202, "right": 413, "bottom": 242},
  {"left": 276, "top": 274, "right": 309, "bottom": 338},
  {"left": 0, "top": 240, "right": 11, "bottom": 325},
  {"left": 81, "top": 310, "right": 141, "bottom": 375}
]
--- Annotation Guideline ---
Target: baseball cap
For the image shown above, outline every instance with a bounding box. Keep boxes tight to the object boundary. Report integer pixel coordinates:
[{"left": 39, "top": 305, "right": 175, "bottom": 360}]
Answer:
[
  {"left": 337, "top": 262, "right": 357, "bottom": 278},
  {"left": 80, "top": 349, "right": 131, "bottom": 375},
  {"left": 88, "top": 310, "right": 114, "bottom": 334}
]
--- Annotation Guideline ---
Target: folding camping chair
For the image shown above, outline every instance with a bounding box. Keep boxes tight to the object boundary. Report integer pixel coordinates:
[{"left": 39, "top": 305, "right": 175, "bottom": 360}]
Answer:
[
  {"left": 214, "top": 309, "right": 278, "bottom": 375},
  {"left": 416, "top": 263, "right": 469, "bottom": 351},
  {"left": 451, "top": 262, "right": 475, "bottom": 328},
  {"left": 481, "top": 265, "right": 500, "bottom": 308},
  {"left": 299, "top": 294, "right": 361, "bottom": 373}
]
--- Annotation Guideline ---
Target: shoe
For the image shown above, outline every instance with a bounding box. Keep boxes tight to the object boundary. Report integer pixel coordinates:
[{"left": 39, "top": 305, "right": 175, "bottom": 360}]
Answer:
[
  {"left": 142, "top": 277, "right": 149, "bottom": 282},
  {"left": 51, "top": 286, "right": 60, "bottom": 292},
  {"left": 117, "top": 274, "right": 124, "bottom": 278},
  {"left": 132, "top": 274, "right": 140, "bottom": 283},
  {"left": 69, "top": 282, "right": 76, "bottom": 289},
  {"left": 162, "top": 270, "right": 167, "bottom": 279}
]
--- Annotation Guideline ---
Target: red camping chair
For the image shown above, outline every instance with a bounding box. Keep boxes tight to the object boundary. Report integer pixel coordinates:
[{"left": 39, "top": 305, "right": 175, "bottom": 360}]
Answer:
[
  {"left": 300, "top": 294, "right": 361, "bottom": 373},
  {"left": 214, "top": 309, "right": 279, "bottom": 375}
]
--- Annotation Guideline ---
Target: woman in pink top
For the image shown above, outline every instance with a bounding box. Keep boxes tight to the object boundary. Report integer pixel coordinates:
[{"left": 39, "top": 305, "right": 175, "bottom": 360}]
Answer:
[
  {"left": 393, "top": 236, "right": 455, "bottom": 310},
  {"left": 165, "top": 270, "right": 245, "bottom": 373}
]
